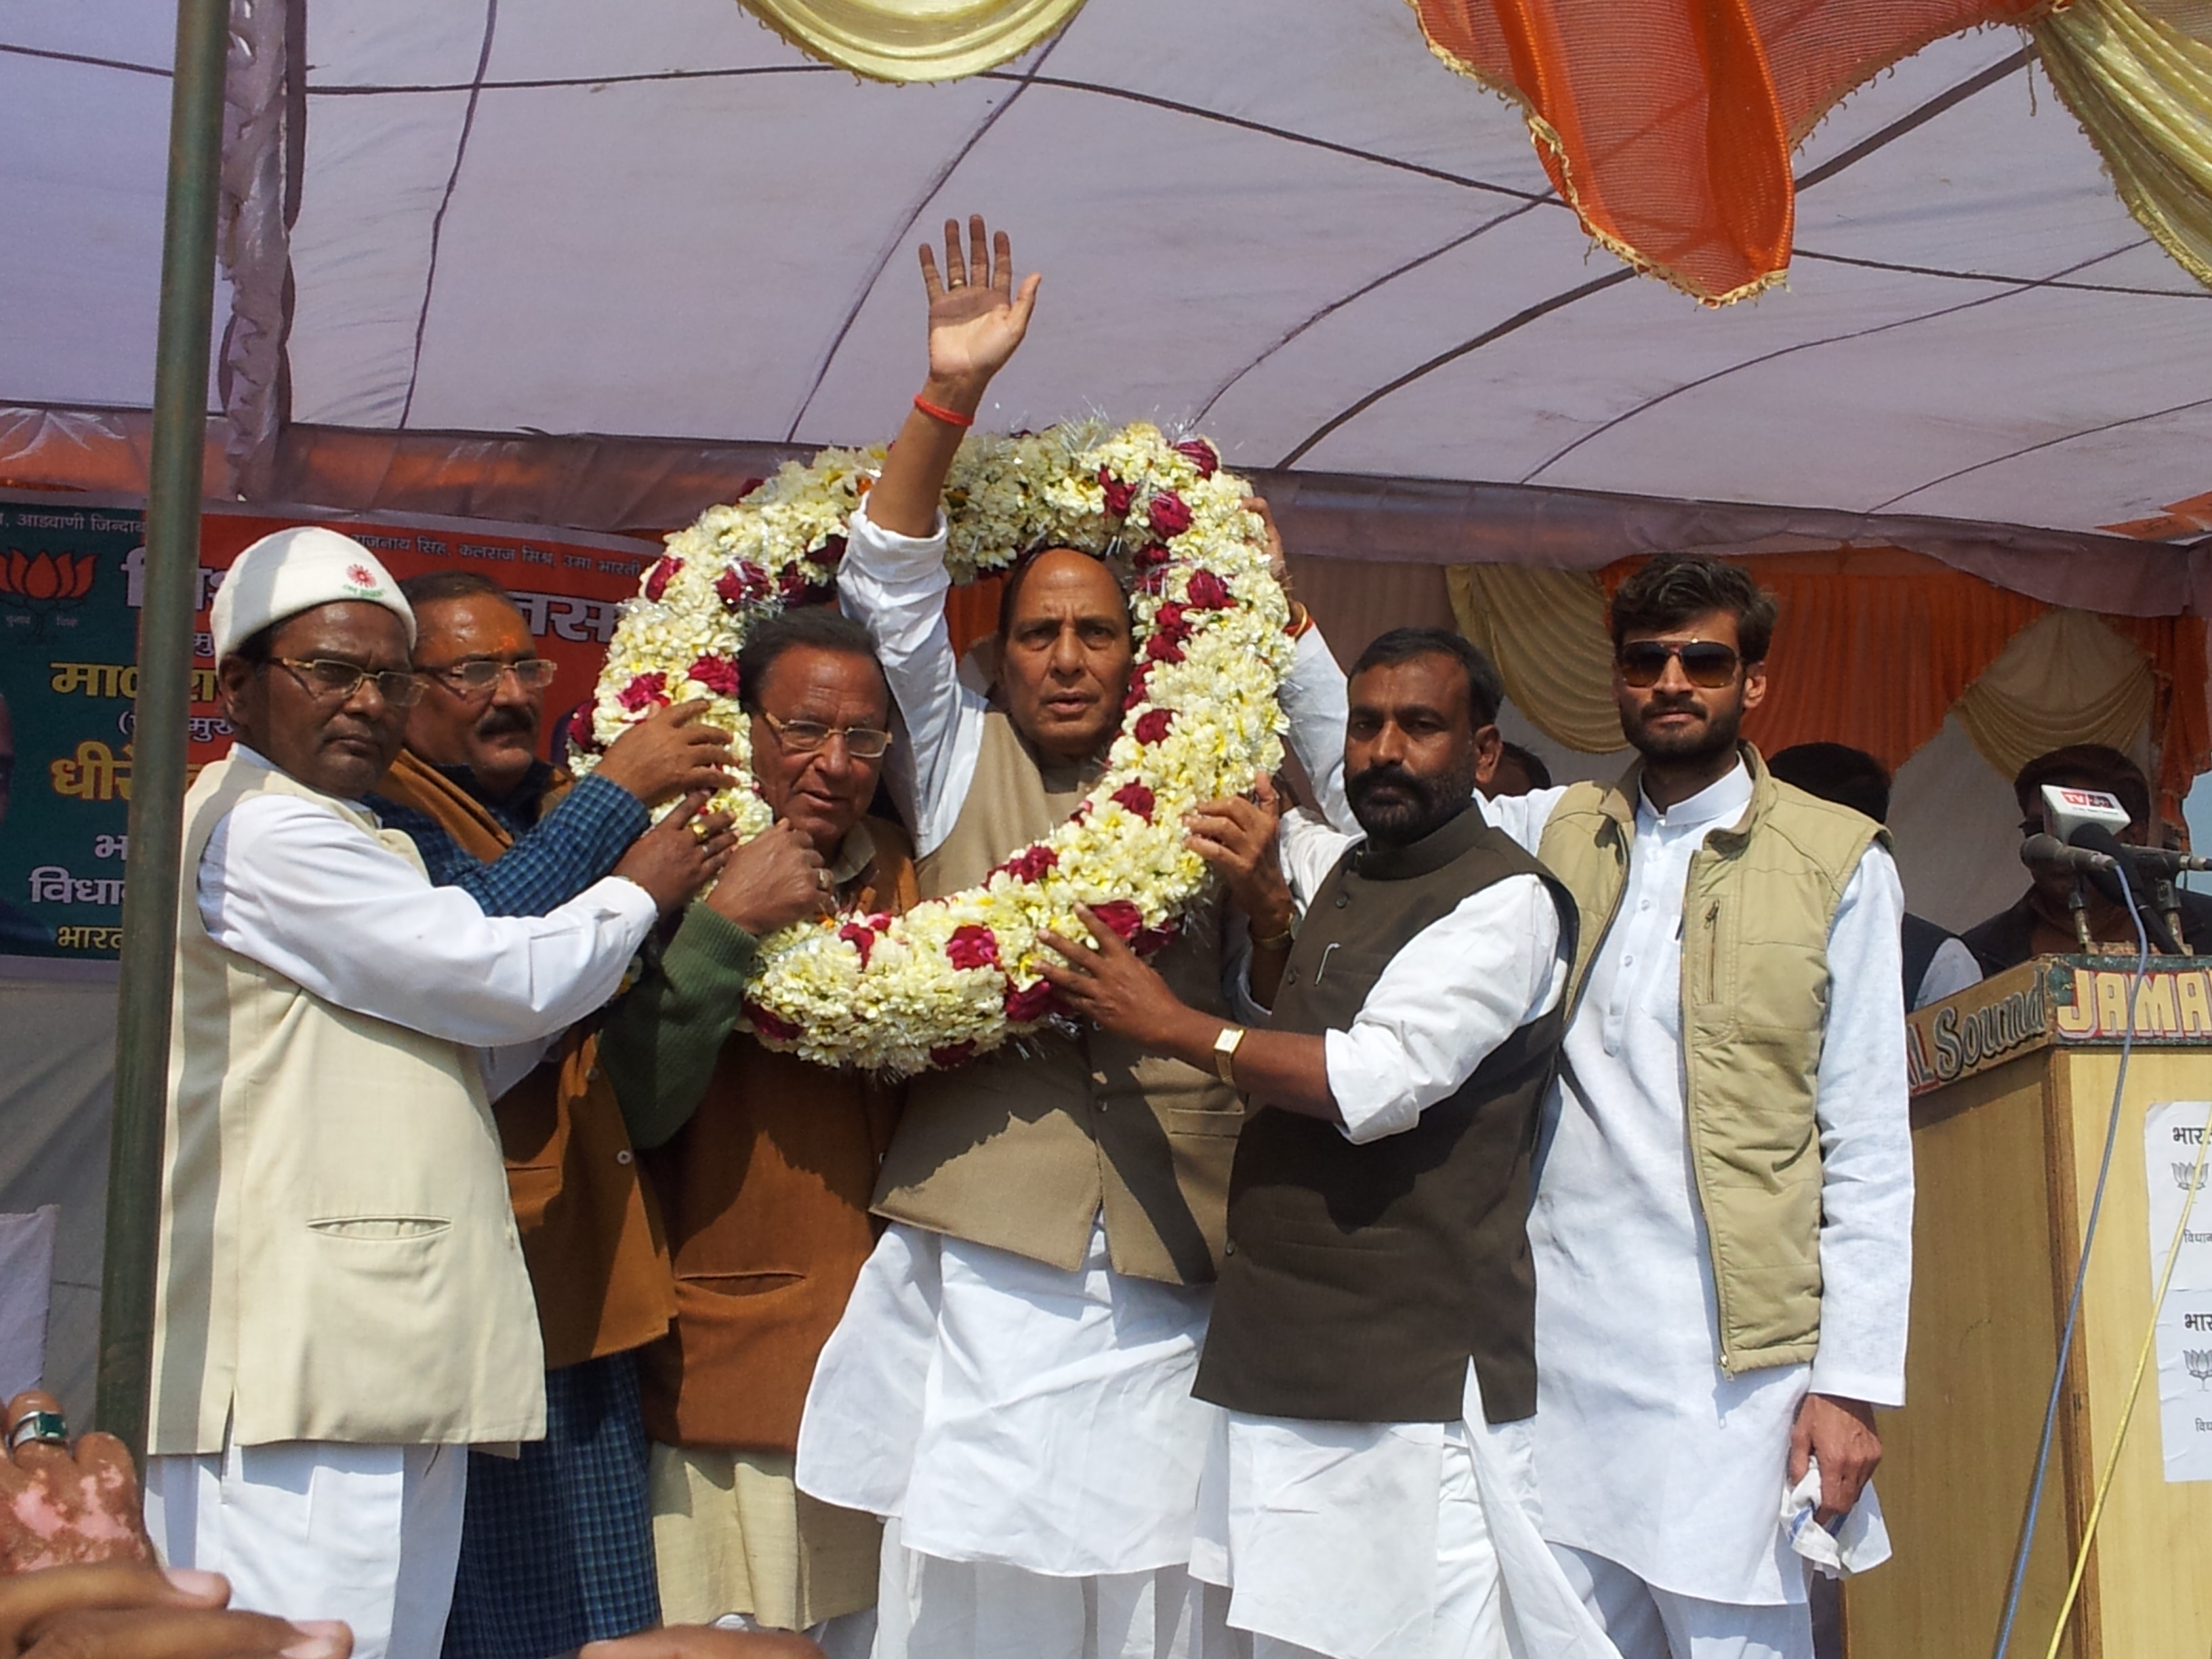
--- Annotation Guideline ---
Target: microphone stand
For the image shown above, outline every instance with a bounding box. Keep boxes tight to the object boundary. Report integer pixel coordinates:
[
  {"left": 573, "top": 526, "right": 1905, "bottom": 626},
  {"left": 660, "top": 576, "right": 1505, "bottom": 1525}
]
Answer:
[
  {"left": 2069, "top": 876, "right": 2094, "bottom": 951},
  {"left": 2153, "top": 873, "right": 2188, "bottom": 955}
]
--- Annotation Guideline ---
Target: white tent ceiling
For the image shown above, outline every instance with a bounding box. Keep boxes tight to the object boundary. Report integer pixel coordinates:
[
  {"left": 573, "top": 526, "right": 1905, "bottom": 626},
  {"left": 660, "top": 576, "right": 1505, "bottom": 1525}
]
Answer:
[{"left": 7, "top": 0, "right": 2212, "bottom": 537}]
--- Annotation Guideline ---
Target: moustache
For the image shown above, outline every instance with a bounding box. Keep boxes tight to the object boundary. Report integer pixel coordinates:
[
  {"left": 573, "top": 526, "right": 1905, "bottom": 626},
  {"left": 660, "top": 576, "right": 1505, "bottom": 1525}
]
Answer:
[
  {"left": 1348, "top": 764, "right": 1435, "bottom": 804},
  {"left": 475, "top": 707, "right": 537, "bottom": 739}
]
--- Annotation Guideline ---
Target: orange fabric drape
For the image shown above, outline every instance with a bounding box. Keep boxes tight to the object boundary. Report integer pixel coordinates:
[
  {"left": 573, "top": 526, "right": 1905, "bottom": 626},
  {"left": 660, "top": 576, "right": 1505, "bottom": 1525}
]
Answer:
[
  {"left": 1408, "top": 0, "right": 2048, "bottom": 302},
  {"left": 2116, "top": 613, "right": 2212, "bottom": 820}
]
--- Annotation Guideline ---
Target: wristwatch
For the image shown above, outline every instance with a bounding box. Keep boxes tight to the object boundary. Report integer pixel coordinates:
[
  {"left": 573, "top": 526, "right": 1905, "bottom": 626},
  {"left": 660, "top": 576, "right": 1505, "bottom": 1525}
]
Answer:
[{"left": 1212, "top": 1024, "right": 1247, "bottom": 1086}]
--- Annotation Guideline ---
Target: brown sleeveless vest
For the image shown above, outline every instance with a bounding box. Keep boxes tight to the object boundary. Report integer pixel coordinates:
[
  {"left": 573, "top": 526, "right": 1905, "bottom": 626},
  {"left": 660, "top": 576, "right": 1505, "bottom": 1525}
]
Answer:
[
  {"left": 1194, "top": 806, "right": 1576, "bottom": 1425},
  {"left": 638, "top": 819, "right": 916, "bottom": 1453},
  {"left": 872, "top": 712, "right": 1244, "bottom": 1286}
]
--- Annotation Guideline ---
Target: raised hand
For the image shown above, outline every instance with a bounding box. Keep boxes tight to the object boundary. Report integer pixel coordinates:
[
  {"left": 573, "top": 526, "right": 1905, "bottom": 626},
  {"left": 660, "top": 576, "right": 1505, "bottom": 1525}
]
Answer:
[
  {"left": 592, "top": 700, "right": 737, "bottom": 807},
  {"left": 703, "top": 818, "right": 830, "bottom": 936},
  {"left": 614, "top": 796, "right": 735, "bottom": 914},
  {"left": 920, "top": 215, "right": 1040, "bottom": 399}
]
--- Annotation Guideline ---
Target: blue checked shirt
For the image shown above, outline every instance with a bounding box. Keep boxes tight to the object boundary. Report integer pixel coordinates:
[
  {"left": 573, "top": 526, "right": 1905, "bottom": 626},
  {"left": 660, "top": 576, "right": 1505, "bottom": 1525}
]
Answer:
[{"left": 367, "top": 760, "right": 647, "bottom": 918}]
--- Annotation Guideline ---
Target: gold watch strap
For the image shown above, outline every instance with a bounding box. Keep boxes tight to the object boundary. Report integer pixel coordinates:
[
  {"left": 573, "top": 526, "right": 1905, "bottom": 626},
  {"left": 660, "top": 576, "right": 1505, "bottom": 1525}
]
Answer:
[{"left": 1212, "top": 1024, "right": 1247, "bottom": 1086}]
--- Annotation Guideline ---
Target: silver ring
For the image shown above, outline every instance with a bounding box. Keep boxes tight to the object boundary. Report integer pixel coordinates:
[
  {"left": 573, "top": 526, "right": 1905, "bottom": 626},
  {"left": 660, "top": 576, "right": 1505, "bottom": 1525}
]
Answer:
[{"left": 8, "top": 1411, "right": 66, "bottom": 1452}]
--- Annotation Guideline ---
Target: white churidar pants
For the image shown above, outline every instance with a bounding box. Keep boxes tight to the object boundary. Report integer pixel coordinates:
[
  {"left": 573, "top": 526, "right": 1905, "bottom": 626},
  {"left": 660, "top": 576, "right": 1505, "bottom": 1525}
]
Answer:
[
  {"left": 798, "top": 1220, "right": 1233, "bottom": 1659},
  {"left": 144, "top": 1438, "right": 466, "bottom": 1659},
  {"left": 1552, "top": 1546, "right": 1811, "bottom": 1659}
]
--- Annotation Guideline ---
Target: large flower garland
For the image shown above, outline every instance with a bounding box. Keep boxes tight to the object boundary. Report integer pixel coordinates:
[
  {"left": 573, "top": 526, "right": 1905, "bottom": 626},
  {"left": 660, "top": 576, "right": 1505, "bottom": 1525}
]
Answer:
[{"left": 573, "top": 419, "right": 1293, "bottom": 1074}]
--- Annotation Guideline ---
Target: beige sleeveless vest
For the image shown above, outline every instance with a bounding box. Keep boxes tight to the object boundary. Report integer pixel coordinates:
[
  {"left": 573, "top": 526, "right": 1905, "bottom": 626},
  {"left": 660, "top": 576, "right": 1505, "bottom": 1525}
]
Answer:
[
  {"left": 148, "top": 756, "right": 546, "bottom": 1455},
  {"left": 1535, "top": 744, "right": 1886, "bottom": 1375},
  {"left": 874, "top": 712, "right": 1243, "bottom": 1286}
]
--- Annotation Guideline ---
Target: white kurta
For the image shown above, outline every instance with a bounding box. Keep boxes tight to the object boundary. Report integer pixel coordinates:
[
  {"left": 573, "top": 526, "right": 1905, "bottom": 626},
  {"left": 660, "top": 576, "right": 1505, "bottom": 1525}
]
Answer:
[
  {"left": 152, "top": 745, "right": 659, "bottom": 1659},
  {"left": 1187, "top": 811, "right": 1616, "bottom": 1659},
  {"left": 804, "top": 505, "right": 1355, "bottom": 1653},
  {"left": 1480, "top": 767, "right": 1913, "bottom": 1608},
  {"left": 200, "top": 745, "right": 656, "bottom": 1088}
]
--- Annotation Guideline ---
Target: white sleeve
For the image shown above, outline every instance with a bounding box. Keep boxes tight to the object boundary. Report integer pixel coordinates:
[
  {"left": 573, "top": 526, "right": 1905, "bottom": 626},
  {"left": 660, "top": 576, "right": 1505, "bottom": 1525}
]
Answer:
[
  {"left": 1472, "top": 784, "right": 1569, "bottom": 857},
  {"left": 1912, "top": 935, "right": 1982, "bottom": 1009},
  {"left": 1277, "top": 808, "right": 1355, "bottom": 909},
  {"left": 199, "top": 794, "right": 658, "bottom": 1048},
  {"left": 834, "top": 497, "right": 987, "bottom": 857},
  {"left": 1806, "top": 845, "right": 1916, "bottom": 1407},
  {"left": 1279, "top": 626, "right": 1352, "bottom": 833},
  {"left": 1324, "top": 873, "right": 1568, "bottom": 1145}
]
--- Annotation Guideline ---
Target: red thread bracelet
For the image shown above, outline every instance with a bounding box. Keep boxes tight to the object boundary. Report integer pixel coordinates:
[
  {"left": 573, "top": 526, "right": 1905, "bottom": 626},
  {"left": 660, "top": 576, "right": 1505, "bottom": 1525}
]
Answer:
[{"left": 914, "top": 395, "right": 975, "bottom": 429}]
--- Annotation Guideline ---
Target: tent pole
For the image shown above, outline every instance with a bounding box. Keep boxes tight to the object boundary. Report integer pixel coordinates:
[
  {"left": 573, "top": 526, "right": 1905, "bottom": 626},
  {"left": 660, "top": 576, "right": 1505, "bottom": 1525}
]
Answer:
[{"left": 97, "top": 0, "right": 231, "bottom": 1462}]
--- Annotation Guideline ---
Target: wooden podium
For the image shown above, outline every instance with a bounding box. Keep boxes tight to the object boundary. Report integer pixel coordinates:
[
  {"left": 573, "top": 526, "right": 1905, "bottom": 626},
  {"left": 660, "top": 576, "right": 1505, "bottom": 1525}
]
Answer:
[{"left": 1843, "top": 956, "right": 2212, "bottom": 1658}]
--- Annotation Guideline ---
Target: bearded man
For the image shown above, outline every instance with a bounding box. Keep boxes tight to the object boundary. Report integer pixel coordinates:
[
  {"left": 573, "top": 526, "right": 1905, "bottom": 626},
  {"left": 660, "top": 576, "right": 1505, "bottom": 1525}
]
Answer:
[
  {"left": 1036, "top": 628, "right": 1620, "bottom": 1659},
  {"left": 596, "top": 608, "right": 917, "bottom": 1659},
  {"left": 792, "top": 217, "right": 1350, "bottom": 1659},
  {"left": 1471, "top": 555, "right": 1914, "bottom": 1659}
]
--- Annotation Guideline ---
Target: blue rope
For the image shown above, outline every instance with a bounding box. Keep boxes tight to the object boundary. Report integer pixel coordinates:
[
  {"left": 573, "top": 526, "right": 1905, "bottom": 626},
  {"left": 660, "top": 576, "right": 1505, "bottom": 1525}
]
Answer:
[{"left": 1990, "top": 873, "right": 2151, "bottom": 1659}]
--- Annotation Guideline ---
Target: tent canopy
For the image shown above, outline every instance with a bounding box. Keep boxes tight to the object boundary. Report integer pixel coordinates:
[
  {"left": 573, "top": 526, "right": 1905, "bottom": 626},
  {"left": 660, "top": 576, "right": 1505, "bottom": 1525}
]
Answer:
[{"left": 7, "top": 0, "right": 2212, "bottom": 543}]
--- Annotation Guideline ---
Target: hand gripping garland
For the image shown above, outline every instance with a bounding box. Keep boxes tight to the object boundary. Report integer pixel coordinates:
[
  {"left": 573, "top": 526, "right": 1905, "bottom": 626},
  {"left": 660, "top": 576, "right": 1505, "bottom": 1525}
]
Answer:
[{"left": 573, "top": 419, "right": 1294, "bottom": 1075}]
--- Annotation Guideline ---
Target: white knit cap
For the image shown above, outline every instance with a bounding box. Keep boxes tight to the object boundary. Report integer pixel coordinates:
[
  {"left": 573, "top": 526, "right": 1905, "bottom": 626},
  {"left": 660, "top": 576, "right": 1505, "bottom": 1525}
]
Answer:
[{"left": 209, "top": 527, "right": 415, "bottom": 657}]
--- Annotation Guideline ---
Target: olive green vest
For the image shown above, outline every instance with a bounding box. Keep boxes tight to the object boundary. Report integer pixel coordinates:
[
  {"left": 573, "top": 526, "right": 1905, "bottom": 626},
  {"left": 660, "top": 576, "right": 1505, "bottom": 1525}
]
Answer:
[
  {"left": 1534, "top": 744, "right": 1887, "bottom": 1376},
  {"left": 873, "top": 712, "right": 1243, "bottom": 1286}
]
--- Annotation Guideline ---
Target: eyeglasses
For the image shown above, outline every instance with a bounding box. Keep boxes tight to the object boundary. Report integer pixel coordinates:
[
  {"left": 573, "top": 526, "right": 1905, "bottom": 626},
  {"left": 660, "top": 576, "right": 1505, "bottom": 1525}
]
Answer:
[
  {"left": 1616, "top": 640, "right": 1743, "bottom": 689},
  {"left": 270, "top": 656, "right": 426, "bottom": 708},
  {"left": 419, "top": 657, "right": 559, "bottom": 697},
  {"left": 760, "top": 710, "right": 895, "bottom": 760}
]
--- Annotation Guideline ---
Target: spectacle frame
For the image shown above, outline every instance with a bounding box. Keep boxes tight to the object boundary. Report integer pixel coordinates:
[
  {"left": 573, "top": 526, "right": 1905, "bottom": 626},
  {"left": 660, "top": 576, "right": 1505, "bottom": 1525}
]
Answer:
[
  {"left": 1616, "top": 640, "right": 1743, "bottom": 690},
  {"left": 419, "top": 656, "right": 559, "bottom": 697},
  {"left": 760, "top": 710, "right": 895, "bottom": 760},
  {"left": 270, "top": 656, "right": 426, "bottom": 708}
]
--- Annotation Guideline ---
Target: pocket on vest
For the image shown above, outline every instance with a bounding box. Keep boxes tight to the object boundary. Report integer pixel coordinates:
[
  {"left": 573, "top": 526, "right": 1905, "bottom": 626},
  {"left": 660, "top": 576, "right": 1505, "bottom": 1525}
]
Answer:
[
  {"left": 306, "top": 1215, "right": 451, "bottom": 1242},
  {"left": 1164, "top": 1107, "right": 1244, "bottom": 1139}
]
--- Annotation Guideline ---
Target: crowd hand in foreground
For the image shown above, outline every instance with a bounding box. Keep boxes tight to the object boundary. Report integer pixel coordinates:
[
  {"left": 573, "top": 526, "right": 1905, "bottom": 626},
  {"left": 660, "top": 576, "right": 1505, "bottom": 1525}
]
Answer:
[
  {"left": 0, "top": 1391, "right": 150, "bottom": 1573},
  {"left": 0, "top": 1565, "right": 348, "bottom": 1659},
  {"left": 0, "top": 1391, "right": 350, "bottom": 1658},
  {"left": 589, "top": 699, "right": 737, "bottom": 806},
  {"left": 585, "top": 1628, "right": 823, "bottom": 1659},
  {"left": 703, "top": 819, "right": 832, "bottom": 935},
  {"left": 614, "top": 795, "right": 737, "bottom": 914}
]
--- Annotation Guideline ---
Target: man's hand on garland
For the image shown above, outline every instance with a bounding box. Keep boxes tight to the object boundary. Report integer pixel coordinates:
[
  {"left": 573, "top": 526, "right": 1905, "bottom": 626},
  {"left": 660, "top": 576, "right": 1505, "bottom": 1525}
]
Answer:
[{"left": 1038, "top": 907, "right": 1197, "bottom": 1052}]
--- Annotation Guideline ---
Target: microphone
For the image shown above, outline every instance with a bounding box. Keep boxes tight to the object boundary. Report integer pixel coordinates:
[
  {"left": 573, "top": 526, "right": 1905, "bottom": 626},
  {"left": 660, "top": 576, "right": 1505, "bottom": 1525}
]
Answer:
[
  {"left": 2020, "top": 834, "right": 2118, "bottom": 876},
  {"left": 2066, "top": 823, "right": 2185, "bottom": 955}
]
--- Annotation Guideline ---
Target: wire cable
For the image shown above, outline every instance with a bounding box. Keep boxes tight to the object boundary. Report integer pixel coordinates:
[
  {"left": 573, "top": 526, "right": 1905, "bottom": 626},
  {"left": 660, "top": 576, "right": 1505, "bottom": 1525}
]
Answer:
[{"left": 1990, "top": 879, "right": 2152, "bottom": 1659}]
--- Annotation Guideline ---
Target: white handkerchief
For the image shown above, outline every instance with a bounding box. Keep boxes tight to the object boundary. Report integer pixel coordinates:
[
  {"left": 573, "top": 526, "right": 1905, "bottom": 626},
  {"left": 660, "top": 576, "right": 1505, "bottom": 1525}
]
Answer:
[{"left": 1780, "top": 1457, "right": 1892, "bottom": 1579}]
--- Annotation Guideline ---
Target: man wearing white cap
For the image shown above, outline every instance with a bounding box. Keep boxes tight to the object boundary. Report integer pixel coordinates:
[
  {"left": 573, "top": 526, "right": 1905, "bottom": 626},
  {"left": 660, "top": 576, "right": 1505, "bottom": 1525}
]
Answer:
[{"left": 138, "top": 527, "right": 733, "bottom": 1659}]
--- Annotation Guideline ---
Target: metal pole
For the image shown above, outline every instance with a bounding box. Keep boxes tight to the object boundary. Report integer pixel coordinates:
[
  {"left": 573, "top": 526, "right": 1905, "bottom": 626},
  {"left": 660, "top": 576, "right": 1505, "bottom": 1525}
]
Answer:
[{"left": 96, "top": 0, "right": 231, "bottom": 1462}]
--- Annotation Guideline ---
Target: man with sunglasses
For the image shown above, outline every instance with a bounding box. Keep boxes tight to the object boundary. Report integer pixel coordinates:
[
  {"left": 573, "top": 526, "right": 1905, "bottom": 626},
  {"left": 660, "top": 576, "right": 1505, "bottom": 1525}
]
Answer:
[
  {"left": 144, "top": 527, "right": 733, "bottom": 1659},
  {"left": 1469, "top": 555, "right": 1913, "bottom": 1659}
]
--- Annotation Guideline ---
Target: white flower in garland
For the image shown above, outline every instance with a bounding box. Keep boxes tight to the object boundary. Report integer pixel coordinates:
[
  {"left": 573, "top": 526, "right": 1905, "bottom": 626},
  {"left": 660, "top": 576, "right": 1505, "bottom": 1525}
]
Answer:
[{"left": 573, "top": 418, "right": 1294, "bottom": 1074}]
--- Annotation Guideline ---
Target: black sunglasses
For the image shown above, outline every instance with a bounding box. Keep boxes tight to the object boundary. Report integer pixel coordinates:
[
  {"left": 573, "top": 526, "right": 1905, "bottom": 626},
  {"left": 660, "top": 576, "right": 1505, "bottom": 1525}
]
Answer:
[{"left": 1617, "top": 640, "right": 1742, "bottom": 689}]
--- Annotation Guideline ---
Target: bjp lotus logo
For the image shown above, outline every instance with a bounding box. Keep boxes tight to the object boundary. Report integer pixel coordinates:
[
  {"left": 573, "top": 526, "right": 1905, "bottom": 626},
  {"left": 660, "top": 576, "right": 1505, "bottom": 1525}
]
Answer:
[{"left": 0, "top": 549, "right": 97, "bottom": 607}]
